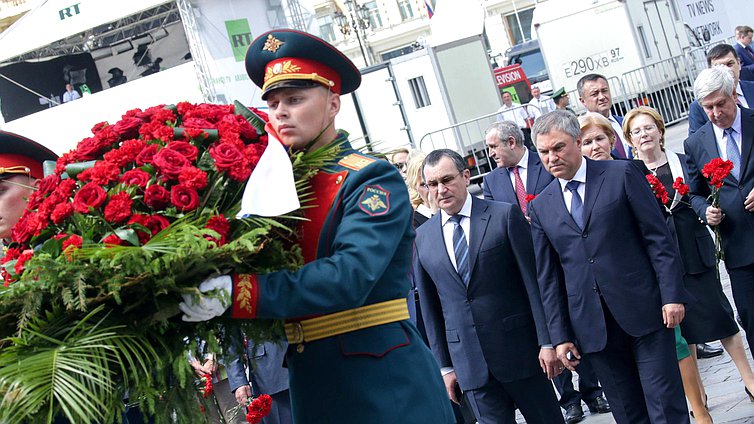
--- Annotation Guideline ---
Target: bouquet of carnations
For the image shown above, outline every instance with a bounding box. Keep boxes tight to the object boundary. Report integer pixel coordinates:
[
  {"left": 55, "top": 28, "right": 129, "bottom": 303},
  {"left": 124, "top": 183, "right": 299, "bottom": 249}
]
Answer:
[
  {"left": 701, "top": 157, "right": 734, "bottom": 263},
  {"left": 0, "top": 101, "right": 334, "bottom": 423}
]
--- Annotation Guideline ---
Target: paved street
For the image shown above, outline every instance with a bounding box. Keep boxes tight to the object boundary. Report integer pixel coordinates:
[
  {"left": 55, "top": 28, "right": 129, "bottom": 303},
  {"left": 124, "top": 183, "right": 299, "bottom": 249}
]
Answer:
[{"left": 515, "top": 119, "right": 754, "bottom": 423}]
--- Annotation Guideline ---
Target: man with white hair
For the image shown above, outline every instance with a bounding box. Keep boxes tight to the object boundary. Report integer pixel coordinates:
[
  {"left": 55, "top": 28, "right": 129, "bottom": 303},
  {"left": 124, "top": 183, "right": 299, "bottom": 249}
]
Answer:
[{"left": 684, "top": 65, "right": 754, "bottom": 358}]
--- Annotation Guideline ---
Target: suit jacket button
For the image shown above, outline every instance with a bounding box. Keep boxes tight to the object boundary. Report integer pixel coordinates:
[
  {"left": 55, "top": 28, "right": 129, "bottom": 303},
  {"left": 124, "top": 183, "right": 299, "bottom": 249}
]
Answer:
[
  {"left": 582, "top": 232, "right": 588, "bottom": 238},
  {"left": 740, "top": 185, "right": 745, "bottom": 190},
  {"left": 592, "top": 286, "right": 598, "bottom": 292},
  {"left": 588, "top": 258, "right": 595, "bottom": 263}
]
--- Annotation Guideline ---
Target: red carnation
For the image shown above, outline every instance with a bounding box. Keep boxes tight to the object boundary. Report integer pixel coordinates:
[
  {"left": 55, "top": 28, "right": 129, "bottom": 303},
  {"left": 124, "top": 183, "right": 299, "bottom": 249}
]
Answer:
[
  {"left": 73, "top": 183, "right": 108, "bottom": 213},
  {"left": 210, "top": 142, "right": 244, "bottom": 171},
  {"left": 95, "top": 126, "right": 119, "bottom": 145},
  {"left": 144, "top": 184, "right": 170, "bottom": 210},
  {"left": 672, "top": 177, "right": 689, "bottom": 196},
  {"left": 167, "top": 141, "right": 199, "bottom": 161},
  {"left": 228, "top": 162, "right": 252, "bottom": 182},
  {"left": 178, "top": 167, "right": 208, "bottom": 189},
  {"left": 136, "top": 144, "right": 160, "bottom": 166},
  {"left": 120, "top": 169, "right": 151, "bottom": 188},
  {"left": 104, "top": 192, "right": 134, "bottom": 223},
  {"left": 13, "top": 250, "right": 33, "bottom": 276},
  {"left": 205, "top": 215, "right": 230, "bottom": 246},
  {"left": 50, "top": 202, "right": 75, "bottom": 225},
  {"left": 183, "top": 127, "right": 207, "bottom": 140},
  {"left": 152, "top": 148, "right": 190, "bottom": 180},
  {"left": 171, "top": 185, "right": 200, "bottom": 212},
  {"left": 246, "top": 394, "right": 272, "bottom": 424},
  {"left": 646, "top": 174, "right": 669, "bottom": 204},
  {"left": 701, "top": 158, "right": 734, "bottom": 189},
  {"left": 11, "top": 213, "right": 35, "bottom": 244},
  {"left": 62, "top": 234, "right": 83, "bottom": 251},
  {"left": 77, "top": 161, "right": 120, "bottom": 185},
  {"left": 104, "top": 139, "right": 147, "bottom": 167},
  {"left": 54, "top": 151, "right": 79, "bottom": 175},
  {"left": 524, "top": 194, "right": 537, "bottom": 203}
]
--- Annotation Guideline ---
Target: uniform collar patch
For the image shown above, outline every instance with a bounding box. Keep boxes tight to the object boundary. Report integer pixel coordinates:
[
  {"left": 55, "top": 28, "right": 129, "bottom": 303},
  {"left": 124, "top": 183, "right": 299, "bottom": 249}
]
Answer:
[{"left": 358, "top": 185, "right": 390, "bottom": 216}]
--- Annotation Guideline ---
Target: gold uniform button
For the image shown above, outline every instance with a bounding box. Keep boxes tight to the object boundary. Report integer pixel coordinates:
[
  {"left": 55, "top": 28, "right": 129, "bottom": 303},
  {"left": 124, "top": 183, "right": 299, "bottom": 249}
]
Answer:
[{"left": 296, "top": 344, "right": 305, "bottom": 353}]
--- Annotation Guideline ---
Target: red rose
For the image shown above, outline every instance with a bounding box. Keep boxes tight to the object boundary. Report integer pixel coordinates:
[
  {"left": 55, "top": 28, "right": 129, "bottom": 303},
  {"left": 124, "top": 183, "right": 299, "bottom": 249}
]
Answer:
[
  {"left": 111, "top": 117, "right": 143, "bottom": 139},
  {"left": 73, "top": 183, "right": 108, "bottom": 213},
  {"left": 209, "top": 142, "right": 243, "bottom": 171},
  {"left": 170, "top": 185, "right": 200, "bottom": 212},
  {"left": 91, "top": 122, "right": 109, "bottom": 134},
  {"left": 167, "top": 141, "right": 199, "bottom": 161},
  {"left": 75, "top": 136, "right": 112, "bottom": 161},
  {"left": 104, "top": 192, "right": 134, "bottom": 223},
  {"left": 50, "top": 203, "right": 74, "bottom": 224},
  {"left": 129, "top": 214, "right": 170, "bottom": 244},
  {"left": 178, "top": 167, "right": 208, "bottom": 189},
  {"left": 152, "top": 148, "right": 190, "bottom": 180},
  {"left": 102, "top": 234, "right": 123, "bottom": 246},
  {"left": 136, "top": 144, "right": 160, "bottom": 166},
  {"left": 120, "top": 169, "right": 151, "bottom": 188},
  {"left": 144, "top": 184, "right": 170, "bottom": 209}
]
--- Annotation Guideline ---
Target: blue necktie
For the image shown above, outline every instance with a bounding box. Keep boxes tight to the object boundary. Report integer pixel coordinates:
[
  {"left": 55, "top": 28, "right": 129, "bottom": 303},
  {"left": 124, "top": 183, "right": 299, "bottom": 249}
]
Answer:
[
  {"left": 449, "top": 215, "right": 470, "bottom": 286},
  {"left": 566, "top": 180, "right": 584, "bottom": 229},
  {"left": 725, "top": 128, "right": 741, "bottom": 181}
]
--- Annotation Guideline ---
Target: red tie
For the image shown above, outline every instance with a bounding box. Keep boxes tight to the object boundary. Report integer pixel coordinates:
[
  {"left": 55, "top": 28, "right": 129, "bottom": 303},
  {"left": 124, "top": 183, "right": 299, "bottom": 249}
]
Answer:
[{"left": 510, "top": 166, "right": 527, "bottom": 215}]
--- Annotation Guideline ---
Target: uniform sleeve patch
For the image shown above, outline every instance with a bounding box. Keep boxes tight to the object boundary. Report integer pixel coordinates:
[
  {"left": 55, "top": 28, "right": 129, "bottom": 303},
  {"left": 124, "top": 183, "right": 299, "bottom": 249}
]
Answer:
[
  {"left": 358, "top": 185, "right": 391, "bottom": 216},
  {"left": 338, "top": 153, "right": 375, "bottom": 171}
]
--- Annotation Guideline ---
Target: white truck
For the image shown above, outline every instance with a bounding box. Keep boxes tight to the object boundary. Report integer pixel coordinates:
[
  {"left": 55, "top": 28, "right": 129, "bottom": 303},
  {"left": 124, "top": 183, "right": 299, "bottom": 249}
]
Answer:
[{"left": 532, "top": 0, "right": 700, "bottom": 122}]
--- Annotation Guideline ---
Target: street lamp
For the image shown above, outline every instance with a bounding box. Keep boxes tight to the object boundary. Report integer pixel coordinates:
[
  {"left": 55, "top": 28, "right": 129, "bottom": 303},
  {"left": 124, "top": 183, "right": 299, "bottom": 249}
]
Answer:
[{"left": 333, "top": 0, "right": 371, "bottom": 66}]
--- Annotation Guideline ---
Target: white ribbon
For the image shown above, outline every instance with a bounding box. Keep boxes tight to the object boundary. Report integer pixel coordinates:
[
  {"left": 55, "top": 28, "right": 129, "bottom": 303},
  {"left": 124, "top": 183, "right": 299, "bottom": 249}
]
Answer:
[{"left": 237, "top": 131, "right": 300, "bottom": 218}]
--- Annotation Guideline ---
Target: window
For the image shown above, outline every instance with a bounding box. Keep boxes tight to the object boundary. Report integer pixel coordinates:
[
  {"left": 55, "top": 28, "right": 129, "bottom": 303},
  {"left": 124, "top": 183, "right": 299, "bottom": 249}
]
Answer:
[
  {"left": 505, "top": 8, "right": 534, "bottom": 44},
  {"left": 317, "top": 15, "right": 336, "bottom": 43},
  {"left": 397, "top": 0, "right": 414, "bottom": 21},
  {"left": 408, "top": 76, "right": 431, "bottom": 108},
  {"left": 637, "top": 25, "right": 652, "bottom": 58},
  {"left": 364, "top": 1, "right": 383, "bottom": 29}
]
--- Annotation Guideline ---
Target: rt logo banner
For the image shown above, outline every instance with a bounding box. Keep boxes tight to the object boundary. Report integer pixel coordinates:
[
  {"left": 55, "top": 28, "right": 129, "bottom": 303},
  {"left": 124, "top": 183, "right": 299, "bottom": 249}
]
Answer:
[
  {"left": 226, "top": 19, "right": 253, "bottom": 62},
  {"left": 59, "top": 3, "right": 81, "bottom": 20}
]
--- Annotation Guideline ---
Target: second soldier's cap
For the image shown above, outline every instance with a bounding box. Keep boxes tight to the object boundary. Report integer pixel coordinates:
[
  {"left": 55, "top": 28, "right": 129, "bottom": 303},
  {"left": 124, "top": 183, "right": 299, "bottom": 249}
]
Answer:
[
  {"left": 0, "top": 131, "right": 57, "bottom": 180},
  {"left": 245, "top": 29, "right": 361, "bottom": 100},
  {"left": 551, "top": 87, "right": 567, "bottom": 99}
]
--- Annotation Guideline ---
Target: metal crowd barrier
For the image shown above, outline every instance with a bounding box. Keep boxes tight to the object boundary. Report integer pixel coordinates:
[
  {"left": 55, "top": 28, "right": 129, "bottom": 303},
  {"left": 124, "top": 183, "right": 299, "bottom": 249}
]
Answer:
[{"left": 419, "top": 104, "right": 541, "bottom": 183}]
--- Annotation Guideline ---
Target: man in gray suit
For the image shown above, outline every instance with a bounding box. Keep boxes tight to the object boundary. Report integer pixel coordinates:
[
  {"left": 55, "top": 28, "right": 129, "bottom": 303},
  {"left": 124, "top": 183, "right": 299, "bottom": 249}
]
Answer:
[
  {"left": 413, "top": 149, "right": 564, "bottom": 424},
  {"left": 226, "top": 336, "right": 291, "bottom": 424}
]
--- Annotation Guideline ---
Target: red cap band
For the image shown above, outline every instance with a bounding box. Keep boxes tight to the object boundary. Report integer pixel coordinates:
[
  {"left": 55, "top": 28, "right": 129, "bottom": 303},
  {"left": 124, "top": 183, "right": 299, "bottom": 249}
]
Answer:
[
  {"left": 263, "top": 57, "right": 341, "bottom": 94},
  {"left": 0, "top": 153, "right": 44, "bottom": 179}
]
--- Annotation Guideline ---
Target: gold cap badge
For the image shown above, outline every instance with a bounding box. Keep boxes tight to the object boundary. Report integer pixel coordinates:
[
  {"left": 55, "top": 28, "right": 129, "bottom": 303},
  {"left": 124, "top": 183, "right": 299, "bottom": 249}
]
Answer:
[{"left": 263, "top": 34, "right": 284, "bottom": 53}]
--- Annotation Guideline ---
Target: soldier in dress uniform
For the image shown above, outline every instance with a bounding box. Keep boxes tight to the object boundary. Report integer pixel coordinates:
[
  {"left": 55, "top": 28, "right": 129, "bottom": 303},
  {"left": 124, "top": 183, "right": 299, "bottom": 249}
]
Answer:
[
  {"left": 179, "top": 29, "right": 455, "bottom": 423},
  {"left": 0, "top": 131, "right": 57, "bottom": 256}
]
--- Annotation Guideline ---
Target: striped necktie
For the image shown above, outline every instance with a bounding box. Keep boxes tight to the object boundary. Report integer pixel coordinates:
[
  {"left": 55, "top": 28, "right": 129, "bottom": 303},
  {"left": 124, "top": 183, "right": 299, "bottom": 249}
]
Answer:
[{"left": 449, "top": 215, "right": 470, "bottom": 285}]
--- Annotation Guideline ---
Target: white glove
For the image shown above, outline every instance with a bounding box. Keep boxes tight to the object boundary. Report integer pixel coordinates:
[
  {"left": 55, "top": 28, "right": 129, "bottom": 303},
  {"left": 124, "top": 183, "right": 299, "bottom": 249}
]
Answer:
[{"left": 179, "top": 275, "right": 233, "bottom": 322}]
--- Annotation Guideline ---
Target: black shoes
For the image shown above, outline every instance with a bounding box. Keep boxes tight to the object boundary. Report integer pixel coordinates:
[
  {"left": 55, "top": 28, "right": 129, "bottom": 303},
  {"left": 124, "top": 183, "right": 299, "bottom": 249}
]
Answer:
[
  {"left": 587, "top": 395, "right": 611, "bottom": 414},
  {"left": 564, "top": 404, "right": 584, "bottom": 424},
  {"left": 696, "top": 343, "right": 724, "bottom": 359}
]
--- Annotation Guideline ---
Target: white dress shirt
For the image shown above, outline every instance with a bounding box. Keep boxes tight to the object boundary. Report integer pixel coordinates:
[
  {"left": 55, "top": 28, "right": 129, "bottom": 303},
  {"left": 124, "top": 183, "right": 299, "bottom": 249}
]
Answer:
[
  {"left": 440, "top": 193, "right": 472, "bottom": 271},
  {"left": 529, "top": 95, "right": 556, "bottom": 114},
  {"left": 712, "top": 107, "right": 742, "bottom": 160},
  {"left": 558, "top": 157, "right": 588, "bottom": 212}
]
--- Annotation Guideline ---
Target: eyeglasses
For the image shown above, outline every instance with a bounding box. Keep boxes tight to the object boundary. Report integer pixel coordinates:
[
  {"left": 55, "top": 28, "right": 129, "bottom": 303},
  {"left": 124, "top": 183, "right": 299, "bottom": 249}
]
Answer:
[
  {"left": 629, "top": 125, "right": 658, "bottom": 137},
  {"left": 425, "top": 172, "right": 462, "bottom": 191}
]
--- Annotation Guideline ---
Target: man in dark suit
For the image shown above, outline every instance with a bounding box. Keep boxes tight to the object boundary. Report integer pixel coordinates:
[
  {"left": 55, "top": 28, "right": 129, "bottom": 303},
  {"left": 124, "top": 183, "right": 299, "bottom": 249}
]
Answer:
[
  {"left": 685, "top": 65, "right": 754, "bottom": 359},
  {"left": 735, "top": 26, "right": 754, "bottom": 68},
  {"left": 227, "top": 339, "right": 291, "bottom": 424},
  {"left": 528, "top": 111, "right": 689, "bottom": 424},
  {"left": 689, "top": 44, "right": 754, "bottom": 136},
  {"left": 482, "top": 121, "right": 553, "bottom": 211},
  {"left": 414, "top": 149, "right": 564, "bottom": 424},
  {"left": 578, "top": 73, "right": 631, "bottom": 158},
  {"left": 482, "top": 121, "right": 609, "bottom": 423}
]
